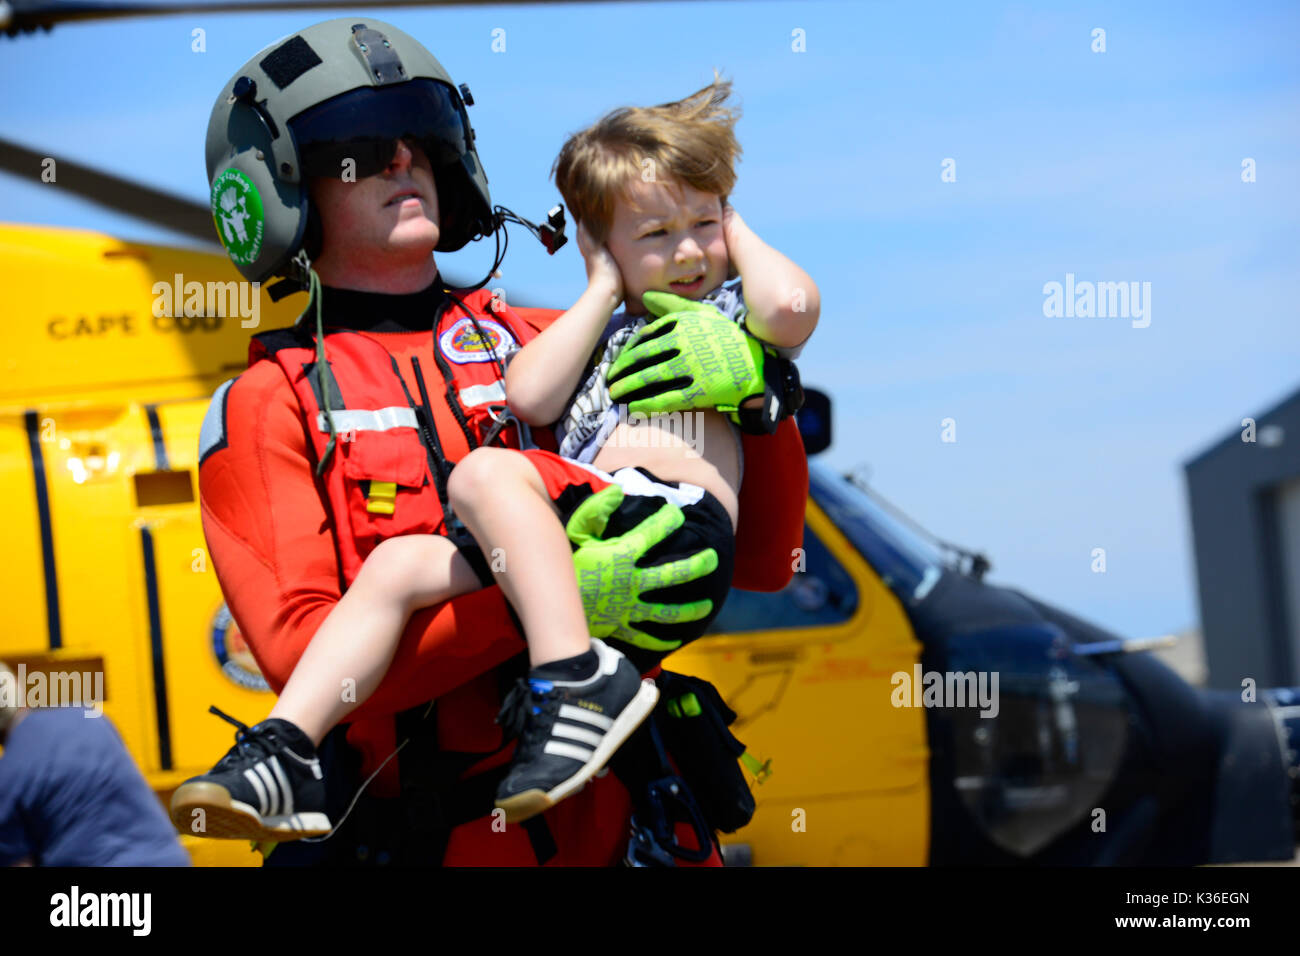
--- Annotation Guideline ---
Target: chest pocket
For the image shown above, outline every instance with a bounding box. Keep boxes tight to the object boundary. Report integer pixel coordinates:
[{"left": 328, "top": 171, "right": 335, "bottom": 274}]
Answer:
[{"left": 331, "top": 419, "right": 440, "bottom": 559}]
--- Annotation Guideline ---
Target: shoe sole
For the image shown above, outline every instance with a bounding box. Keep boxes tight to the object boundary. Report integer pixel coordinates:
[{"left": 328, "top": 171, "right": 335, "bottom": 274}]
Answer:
[
  {"left": 496, "top": 678, "right": 660, "bottom": 825},
  {"left": 169, "top": 781, "right": 332, "bottom": 842}
]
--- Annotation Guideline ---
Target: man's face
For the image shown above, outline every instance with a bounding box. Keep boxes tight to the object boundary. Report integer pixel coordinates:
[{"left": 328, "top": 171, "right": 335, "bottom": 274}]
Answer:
[
  {"left": 309, "top": 138, "right": 441, "bottom": 268},
  {"left": 604, "top": 178, "right": 730, "bottom": 316}
]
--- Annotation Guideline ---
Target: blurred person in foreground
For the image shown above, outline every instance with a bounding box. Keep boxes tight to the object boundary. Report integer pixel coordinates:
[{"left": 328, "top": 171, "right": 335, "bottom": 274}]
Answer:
[{"left": 0, "top": 661, "right": 190, "bottom": 866}]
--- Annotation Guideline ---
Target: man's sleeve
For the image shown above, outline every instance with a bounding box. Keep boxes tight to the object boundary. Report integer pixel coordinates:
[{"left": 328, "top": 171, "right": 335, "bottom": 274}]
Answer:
[
  {"left": 734, "top": 418, "right": 808, "bottom": 592},
  {"left": 720, "top": 281, "right": 809, "bottom": 589},
  {"left": 198, "top": 364, "right": 526, "bottom": 722}
]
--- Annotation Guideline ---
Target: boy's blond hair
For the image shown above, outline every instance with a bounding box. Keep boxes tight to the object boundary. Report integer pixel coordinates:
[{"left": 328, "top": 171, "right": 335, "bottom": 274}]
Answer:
[{"left": 552, "top": 77, "right": 742, "bottom": 245}]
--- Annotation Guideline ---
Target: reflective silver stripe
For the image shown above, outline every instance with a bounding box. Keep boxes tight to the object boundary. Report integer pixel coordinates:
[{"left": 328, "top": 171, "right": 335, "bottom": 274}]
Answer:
[
  {"left": 199, "top": 378, "right": 235, "bottom": 461},
  {"left": 314, "top": 407, "right": 418, "bottom": 433},
  {"left": 458, "top": 380, "right": 506, "bottom": 408}
]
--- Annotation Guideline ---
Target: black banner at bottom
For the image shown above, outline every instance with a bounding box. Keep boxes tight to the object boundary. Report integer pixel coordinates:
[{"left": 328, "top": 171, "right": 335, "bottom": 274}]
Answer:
[{"left": 0, "top": 861, "right": 1290, "bottom": 942}]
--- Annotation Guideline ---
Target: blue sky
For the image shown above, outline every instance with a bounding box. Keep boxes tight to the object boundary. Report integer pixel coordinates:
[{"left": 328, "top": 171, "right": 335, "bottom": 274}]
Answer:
[{"left": 2, "top": 1, "right": 1298, "bottom": 640}]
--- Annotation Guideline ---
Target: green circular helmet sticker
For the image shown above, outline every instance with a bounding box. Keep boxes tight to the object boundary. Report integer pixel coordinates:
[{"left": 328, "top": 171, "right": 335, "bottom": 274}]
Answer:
[{"left": 211, "top": 169, "right": 265, "bottom": 266}]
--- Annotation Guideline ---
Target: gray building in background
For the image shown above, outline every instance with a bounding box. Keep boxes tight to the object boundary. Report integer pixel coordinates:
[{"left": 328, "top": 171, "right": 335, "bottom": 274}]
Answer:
[{"left": 1185, "top": 386, "right": 1300, "bottom": 690}]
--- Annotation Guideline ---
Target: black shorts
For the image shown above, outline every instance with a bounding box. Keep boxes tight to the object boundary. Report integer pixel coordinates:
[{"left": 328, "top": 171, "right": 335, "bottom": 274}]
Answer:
[{"left": 523, "top": 451, "right": 736, "bottom": 670}]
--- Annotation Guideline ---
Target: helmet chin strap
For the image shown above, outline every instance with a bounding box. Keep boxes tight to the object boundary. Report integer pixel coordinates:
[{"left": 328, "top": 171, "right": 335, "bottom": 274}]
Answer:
[{"left": 268, "top": 249, "right": 316, "bottom": 303}]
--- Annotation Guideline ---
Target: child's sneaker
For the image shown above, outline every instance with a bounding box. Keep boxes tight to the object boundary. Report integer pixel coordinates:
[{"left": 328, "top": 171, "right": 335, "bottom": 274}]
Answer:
[
  {"left": 495, "top": 639, "right": 659, "bottom": 824},
  {"left": 169, "top": 707, "right": 332, "bottom": 841}
]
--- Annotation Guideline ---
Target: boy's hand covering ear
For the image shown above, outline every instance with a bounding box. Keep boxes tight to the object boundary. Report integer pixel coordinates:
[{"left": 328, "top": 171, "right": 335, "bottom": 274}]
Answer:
[
  {"left": 605, "top": 291, "right": 766, "bottom": 416},
  {"left": 566, "top": 485, "right": 717, "bottom": 651}
]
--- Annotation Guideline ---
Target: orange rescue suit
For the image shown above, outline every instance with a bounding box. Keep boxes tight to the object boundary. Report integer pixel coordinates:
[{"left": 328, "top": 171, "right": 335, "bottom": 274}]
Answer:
[{"left": 198, "top": 282, "right": 808, "bottom": 865}]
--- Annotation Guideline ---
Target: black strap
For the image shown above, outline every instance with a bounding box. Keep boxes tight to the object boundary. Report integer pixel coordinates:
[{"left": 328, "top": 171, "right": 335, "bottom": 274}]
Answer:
[
  {"left": 431, "top": 295, "right": 484, "bottom": 454},
  {"left": 393, "top": 702, "right": 462, "bottom": 866},
  {"left": 610, "top": 714, "right": 674, "bottom": 796},
  {"left": 522, "top": 817, "right": 559, "bottom": 865},
  {"left": 732, "top": 353, "right": 804, "bottom": 435},
  {"left": 267, "top": 275, "right": 306, "bottom": 302},
  {"left": 455, "top": 540, "right": 495, "bottom": 588},
  {"left": 434, "top": 293, "right": 527, "bottom": 452},
  {"left": 390, "top": 353, "right": 462, "bottom": 542},
  {"left": 250, "top": 325, "right": 313, "bottom": 358},
  {"left": 390, "top": 703, "right": 558, "bottom": 866},
  {"left": 400, "top": 743, "right": 557, "bottom": 865},
  {"left": 479, "top": 405, "right": 518, "bottom": 449}
]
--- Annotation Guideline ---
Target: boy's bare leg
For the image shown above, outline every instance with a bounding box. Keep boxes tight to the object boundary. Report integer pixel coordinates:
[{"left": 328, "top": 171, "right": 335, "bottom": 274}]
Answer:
[
  {"left": 450, "top": 447, "right": 663, "bottom": 824},
  {"left": 268, "top": 534, "right": 479, "bottom": 745},
  {"left": 447, "top": 448, "right": 591, "bottom": 668}
]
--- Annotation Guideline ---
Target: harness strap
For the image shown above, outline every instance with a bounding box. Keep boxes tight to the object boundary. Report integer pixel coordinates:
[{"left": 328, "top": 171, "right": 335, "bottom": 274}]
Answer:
[
  {"left": 249, "top": 324, "right": 313, "bottom": 362},
  {"left": 455, "top": 540, "right": 495, "bottom": 589},
  {"left": 391, "top": 702, "right": 558, "bottom": 866},
  {"left": 393, "top": 702, "right": 461, "bottom": 866},
  {"left": 610, "top": 714, "right": 715, "bottom": 865}
]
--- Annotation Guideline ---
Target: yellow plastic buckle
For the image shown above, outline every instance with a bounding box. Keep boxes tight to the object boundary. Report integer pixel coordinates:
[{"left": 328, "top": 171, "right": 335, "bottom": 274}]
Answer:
[
  {"left": 666, "top": 692, "right": 702, "bottom": 719},
  {"left": 366, "top": 480, "right": 397, "bottom": 515},
  {"left": 740, "top": 750, "right": 773, "bottom": 785}
]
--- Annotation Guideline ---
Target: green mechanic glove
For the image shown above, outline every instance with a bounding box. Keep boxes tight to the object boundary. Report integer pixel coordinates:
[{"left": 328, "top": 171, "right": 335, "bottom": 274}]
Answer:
[
  {"left": 567, "top": 485, "right": 717, "bottom": 652},
  {"left": 606, "top": 291, "right": 766, "bottom": 419}
]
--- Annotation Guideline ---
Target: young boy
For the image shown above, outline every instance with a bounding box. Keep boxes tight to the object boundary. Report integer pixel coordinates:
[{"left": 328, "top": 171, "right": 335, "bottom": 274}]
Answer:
[{"left": 171, "top": 78, "right": 817, "bottom": 839}]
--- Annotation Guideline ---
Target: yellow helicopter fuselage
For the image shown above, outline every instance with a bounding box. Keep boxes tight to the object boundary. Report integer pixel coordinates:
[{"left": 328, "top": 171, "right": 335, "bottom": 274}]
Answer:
[{"left": 0, "top": 223, "right": 929, "bottom": 866}]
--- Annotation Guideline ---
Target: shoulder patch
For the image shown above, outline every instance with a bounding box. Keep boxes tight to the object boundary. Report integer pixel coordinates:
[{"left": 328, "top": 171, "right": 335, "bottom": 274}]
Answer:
[
  {"left": 438, "top": 317, "right": 517, "bottom": 364},
  {"left": 199, "top": 377, "right": 237, "bottom": 466}
]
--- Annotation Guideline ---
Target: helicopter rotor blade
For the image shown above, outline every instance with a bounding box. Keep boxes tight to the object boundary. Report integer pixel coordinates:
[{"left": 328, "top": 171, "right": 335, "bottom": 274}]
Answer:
[
  {"left": 0, "top": 136, "right": 218, "bottom": 245},
  {"left": 1, "top": 0, "right": 652, "bottom": 36},
  {"left": 0, "top": 137, "right": 540, "bottom": 295},
  {"left": 0, "top": 136, "right": 216, "bottom": 245}
]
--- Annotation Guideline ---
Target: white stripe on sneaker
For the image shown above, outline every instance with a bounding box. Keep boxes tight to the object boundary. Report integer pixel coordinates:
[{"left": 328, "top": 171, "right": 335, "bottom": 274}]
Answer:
[
  {"left": 253, "top": 762, "right": 279, "bottom": 816},
  {"left": 268, "top": 756, "right": 293, "bottom": 816},
  {"left": 539, "top": 680, "right": 660, "bottom": 810},
  {"left": 558, "top": 703, "right": 614, "bottom": 731},
  {"left": 544, "top": 740, "right": 595, "bottom": 762},
  {"left": 243, "top": 767, "right": 269, "bottom": 816},
  {"left": 552, "top": 723, "right": 604, "bottom": 748}
]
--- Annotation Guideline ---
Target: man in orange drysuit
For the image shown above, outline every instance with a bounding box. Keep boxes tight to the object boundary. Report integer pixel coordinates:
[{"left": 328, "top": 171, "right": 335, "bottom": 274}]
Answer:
[{"left": 195, "top": 18, "right": 808, "bottom": 866}]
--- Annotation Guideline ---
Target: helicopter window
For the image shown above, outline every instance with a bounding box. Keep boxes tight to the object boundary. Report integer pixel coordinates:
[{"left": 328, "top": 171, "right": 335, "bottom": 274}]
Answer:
[
  {"left": 707, "top": 524, "right": 858, "bottom": 633},
  {"left": 807, "top": 462, "right": 945, "bottom": 608}
]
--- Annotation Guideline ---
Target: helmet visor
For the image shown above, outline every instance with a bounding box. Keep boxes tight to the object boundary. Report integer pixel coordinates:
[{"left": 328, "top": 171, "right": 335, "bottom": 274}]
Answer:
[{"left": 291, "top": 79, "right": 470, "bottom": 180}]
